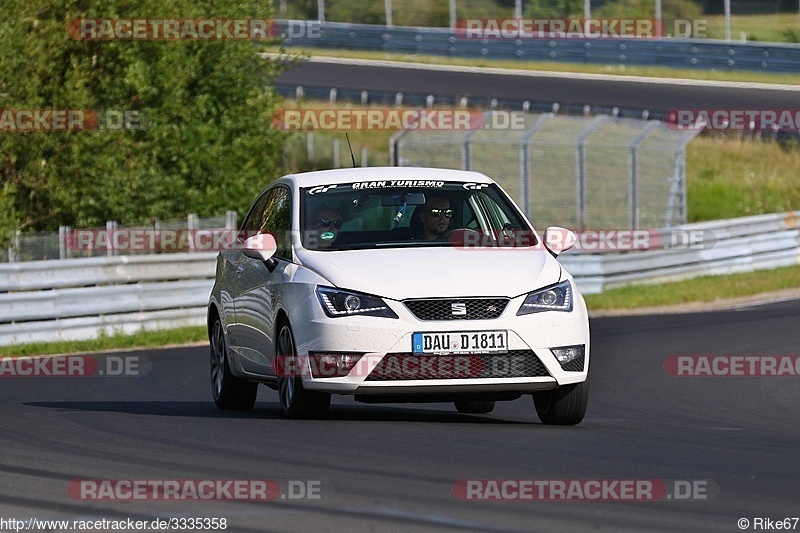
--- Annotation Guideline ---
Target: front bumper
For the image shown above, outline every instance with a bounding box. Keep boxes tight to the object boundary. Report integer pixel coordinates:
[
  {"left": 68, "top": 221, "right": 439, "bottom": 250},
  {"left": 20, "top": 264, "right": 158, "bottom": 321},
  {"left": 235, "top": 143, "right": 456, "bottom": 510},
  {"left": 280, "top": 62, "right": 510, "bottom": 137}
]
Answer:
[{"left": 293, "top": 291, "right": 590, "bottom": 395}]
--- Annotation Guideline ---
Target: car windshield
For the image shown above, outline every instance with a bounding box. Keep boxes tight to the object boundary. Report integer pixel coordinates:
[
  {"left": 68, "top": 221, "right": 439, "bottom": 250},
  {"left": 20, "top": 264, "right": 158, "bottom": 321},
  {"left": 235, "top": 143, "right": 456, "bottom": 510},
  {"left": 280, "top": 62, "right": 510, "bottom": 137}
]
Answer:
[{"left": 300, "top": 180, "right": 537, "bottom": 251}]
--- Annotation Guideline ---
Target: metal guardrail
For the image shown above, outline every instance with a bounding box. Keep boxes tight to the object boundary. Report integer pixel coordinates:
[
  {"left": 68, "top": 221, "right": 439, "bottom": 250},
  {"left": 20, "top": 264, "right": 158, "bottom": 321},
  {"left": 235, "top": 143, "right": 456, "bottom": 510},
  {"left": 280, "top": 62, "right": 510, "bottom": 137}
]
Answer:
[
  {"left": 0, "top": 253, "right": 216, "bottom": 346},
  {"left": 277, "top": 20, "right": 800, "bottom": 73},
  {"left": 560, "top": 211, "right": 800, "bottom": 293},
  {"left": 1, "top": 211, "right": 798, "bottom": 346}
]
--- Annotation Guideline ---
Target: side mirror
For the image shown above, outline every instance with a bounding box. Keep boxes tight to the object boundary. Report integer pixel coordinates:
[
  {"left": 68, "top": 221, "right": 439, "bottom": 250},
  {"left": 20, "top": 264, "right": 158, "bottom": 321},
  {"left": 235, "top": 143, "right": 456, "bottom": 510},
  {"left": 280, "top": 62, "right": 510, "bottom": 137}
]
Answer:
[
  {"left": 242, "top": 233, "right": 277, "bottom": 262},
  {"left": 543, "top": 226, "right": 577, "bottom": 257}
]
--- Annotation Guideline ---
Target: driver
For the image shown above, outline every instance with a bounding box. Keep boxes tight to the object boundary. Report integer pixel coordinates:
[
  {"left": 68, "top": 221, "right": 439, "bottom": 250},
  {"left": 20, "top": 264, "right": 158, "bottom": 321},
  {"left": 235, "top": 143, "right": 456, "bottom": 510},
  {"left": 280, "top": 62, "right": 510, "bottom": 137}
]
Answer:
[
  {"left": 308, "top": 206, "right": 342, "bottom": 249},
  {"left": 418, "top": 195, "right": 452, "bottom": 240}
]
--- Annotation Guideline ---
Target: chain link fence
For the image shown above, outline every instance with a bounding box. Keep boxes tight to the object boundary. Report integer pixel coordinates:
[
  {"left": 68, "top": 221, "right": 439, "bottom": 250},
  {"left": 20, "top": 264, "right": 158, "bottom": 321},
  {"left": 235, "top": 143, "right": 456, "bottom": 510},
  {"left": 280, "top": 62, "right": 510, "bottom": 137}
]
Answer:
[{"left": 392, "top": 111, "right": 700, "bottom": 230}]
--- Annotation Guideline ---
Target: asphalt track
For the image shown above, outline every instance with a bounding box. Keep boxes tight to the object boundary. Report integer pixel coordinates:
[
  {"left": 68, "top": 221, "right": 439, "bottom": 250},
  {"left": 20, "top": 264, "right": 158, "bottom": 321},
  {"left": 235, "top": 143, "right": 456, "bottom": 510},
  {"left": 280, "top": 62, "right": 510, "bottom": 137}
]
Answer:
[
  {"left": 275, "top": 58, "right": 800, "bottom": 112},
  {"left": 2, "top": 299, "right": 799, "bottom": 532}
]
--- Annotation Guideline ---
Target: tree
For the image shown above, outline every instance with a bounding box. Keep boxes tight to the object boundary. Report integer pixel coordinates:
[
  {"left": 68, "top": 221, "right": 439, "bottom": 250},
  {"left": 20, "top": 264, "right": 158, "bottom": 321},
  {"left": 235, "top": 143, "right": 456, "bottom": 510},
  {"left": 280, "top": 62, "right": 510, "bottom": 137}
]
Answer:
[
  {"left": 0, "top": 0, "right": 286, "bottom": 239},
  {"left": 525, "top": 0, "right": 586, "bottom": 18},
  {"left": 594, "top": 0, "right": 703, "bottom": 19}
]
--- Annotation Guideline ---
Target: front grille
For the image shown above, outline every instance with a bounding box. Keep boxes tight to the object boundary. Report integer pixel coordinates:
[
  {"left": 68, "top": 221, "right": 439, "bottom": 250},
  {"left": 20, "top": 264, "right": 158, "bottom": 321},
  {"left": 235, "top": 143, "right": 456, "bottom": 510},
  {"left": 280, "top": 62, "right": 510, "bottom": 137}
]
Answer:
[
  {"left": 560, "top": 355, "right": 585, "bottom": 372},
  {"left": 404, "top": 298, "right": 509, "bottom": 321},
  {"left": 365, "top": 350, "right": 550, "bottom": 381}
]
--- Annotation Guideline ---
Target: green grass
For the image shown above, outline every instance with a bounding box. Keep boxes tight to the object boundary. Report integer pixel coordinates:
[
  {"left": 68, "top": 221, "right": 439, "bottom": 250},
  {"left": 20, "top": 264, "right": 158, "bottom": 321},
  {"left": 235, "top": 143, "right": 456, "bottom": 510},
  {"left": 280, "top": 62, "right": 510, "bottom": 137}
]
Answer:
[
  {"left": 704, "top": 12, "right": 800, "bottom": 43},
  {"left": 0, "top": 326, "right": 207, "bottom": 357},
  {"left": 272, "top": 46, "right": 800, "bottom": 86},
  {"left": 686, "top": 136, "right": 800, "bottom": 222},
  {"left": 585, "top": 263, "right": 800, "bottom": 310}
]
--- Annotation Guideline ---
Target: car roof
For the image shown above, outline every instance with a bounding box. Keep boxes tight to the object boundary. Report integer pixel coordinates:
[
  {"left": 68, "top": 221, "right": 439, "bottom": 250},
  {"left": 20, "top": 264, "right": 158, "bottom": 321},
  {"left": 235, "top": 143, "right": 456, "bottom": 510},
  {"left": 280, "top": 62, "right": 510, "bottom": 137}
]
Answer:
[{"left": 278, "top": 167, "right": 495, "bottom": 189}]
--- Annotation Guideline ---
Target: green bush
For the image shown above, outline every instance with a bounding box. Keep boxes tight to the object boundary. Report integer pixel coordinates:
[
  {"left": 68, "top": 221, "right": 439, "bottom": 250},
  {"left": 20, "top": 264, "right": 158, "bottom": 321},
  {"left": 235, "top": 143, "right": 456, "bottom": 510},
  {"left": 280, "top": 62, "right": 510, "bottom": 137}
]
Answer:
[
  {"left": 595, "top": 0, "right": 703, "bottom": 19},
  {"left": 781, "top": 28, "right": 800, "bottom": 43},
  {"left": 327, "top": 0, "right": 386, "bottom": 24},
  {"left": 0, "top": 0, "right": 286, "bottom": 240},
  {"left": 525, "top": 0, "right": 586, "bottom": 18}
]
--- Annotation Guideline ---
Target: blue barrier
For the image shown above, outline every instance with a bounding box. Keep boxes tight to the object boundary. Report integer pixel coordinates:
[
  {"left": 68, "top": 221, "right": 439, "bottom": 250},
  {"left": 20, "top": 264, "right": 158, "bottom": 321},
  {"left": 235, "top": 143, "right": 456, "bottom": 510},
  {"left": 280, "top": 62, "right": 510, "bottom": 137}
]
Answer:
[{"left": 277, "top": 20, "right": 800, "bottom": 73}]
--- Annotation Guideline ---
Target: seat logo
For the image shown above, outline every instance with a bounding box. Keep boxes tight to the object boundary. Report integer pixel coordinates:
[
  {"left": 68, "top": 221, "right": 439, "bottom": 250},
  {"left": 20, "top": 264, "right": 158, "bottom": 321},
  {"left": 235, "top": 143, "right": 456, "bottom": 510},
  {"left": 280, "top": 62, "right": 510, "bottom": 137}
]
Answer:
[{"left": 451, "top": 302, "right": 467, "bottom": 316}]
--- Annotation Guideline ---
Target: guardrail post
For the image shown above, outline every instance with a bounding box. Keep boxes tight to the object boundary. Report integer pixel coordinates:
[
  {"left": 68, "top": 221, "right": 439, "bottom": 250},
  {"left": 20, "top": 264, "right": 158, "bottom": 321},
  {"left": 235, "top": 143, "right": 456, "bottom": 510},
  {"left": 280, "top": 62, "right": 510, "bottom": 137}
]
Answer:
[
  {"left": 8, "top": 230, "right": 20, "bottom": 263},
  {"left": 59, "top": 226, "right": 68, "bottom": 259},
  {"left": 106, "top": 221, "right": 117, "bottom": 257},
  {"left": 188, "top": 214, "right": 199, "bottom": 253},
  {"left": 389, "top": 129, "right": 408, "bottom": 166},
  {"left": 333, "top": 137, "right": 340, "bottom": 168},
  {"left": 153, "top": 218, "right": 161, "bottom": 253},
  {"left": 307, "top": 132, "right": 315, "bottom": 163},
  {"left": 225, "top": 211, "right": 238, "bottom": 231}
]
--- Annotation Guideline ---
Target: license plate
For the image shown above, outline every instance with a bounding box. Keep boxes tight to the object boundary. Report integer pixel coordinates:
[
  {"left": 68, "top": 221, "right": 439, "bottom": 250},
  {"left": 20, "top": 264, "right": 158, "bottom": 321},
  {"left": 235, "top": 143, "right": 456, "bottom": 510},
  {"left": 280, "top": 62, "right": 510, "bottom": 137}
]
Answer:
[{"left": 412, "top": 331, "right": 508, "bottom": 355}]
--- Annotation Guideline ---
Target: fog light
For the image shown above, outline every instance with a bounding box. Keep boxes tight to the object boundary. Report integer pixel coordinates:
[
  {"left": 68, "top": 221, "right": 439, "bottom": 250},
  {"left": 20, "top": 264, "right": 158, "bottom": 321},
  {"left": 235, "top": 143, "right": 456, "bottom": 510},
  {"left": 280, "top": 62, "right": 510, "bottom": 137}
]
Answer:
[
  {"left": 551, "top": 345, "right": 584, "bottom": 364},
  {"left": 310, "top": 352, "right": 364, "bottom": 378}
]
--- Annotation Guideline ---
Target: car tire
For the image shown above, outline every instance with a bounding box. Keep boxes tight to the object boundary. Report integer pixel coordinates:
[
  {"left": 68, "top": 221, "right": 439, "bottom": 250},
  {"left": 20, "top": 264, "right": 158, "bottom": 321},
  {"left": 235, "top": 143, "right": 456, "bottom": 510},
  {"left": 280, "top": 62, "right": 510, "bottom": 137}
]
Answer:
[
  {"left": 533, "top": 379, "right": 589, "bottom": 426},
  {"left": 276, "top": 320, "right": 331, "bottom": 420},
  {"left": 210, "top": 316, "right": 258, "bottom": 410},
  {"left": 454, "top": 400, "right": 495, "bottom": 414}
]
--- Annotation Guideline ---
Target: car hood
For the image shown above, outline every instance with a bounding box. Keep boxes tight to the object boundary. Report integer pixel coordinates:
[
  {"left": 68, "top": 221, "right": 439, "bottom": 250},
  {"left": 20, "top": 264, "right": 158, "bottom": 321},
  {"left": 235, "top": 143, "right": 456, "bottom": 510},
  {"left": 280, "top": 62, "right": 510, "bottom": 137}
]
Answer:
[{"left": 295, "top": 246, "right": 561, "bottom": 300}]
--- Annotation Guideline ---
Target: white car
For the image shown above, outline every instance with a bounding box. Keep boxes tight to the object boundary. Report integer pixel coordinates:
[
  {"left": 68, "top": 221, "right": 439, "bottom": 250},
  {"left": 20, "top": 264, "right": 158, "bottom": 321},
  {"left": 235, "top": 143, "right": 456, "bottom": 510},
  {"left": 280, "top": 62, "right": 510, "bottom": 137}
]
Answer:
[{"left": 208, "top": 167, "right": 590, "bottom": 424}]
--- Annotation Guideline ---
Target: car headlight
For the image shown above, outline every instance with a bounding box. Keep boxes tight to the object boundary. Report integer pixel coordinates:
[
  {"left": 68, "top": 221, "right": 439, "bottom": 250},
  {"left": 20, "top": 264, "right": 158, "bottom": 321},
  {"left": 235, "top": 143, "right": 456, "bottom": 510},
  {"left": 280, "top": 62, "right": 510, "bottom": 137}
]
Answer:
[
  {"left": 316, "top": 287, "right": 399, "bottom": 319},
  {"left": 517, "top": 280, "right": 572, "bottom": 315}
]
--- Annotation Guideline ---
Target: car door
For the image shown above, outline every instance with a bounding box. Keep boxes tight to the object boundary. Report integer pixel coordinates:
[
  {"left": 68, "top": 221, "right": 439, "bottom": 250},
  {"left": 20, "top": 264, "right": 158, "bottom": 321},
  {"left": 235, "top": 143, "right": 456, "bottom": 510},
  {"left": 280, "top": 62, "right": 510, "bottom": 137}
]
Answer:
[
  {"left": 232, "top": 185, "right": 294, "bottom": 376},
  {"left": 220, "top": 191, "right": 270, "bottom": 356}
]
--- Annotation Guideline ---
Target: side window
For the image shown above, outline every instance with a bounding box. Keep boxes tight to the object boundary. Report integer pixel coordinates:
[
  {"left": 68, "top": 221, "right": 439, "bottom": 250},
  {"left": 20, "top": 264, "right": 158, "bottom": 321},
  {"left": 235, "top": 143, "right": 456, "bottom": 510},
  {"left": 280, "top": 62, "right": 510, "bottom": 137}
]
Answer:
[
  {"left": 461, "top": 198, "right": 479, "bottom": 229},
  {"left": 483, "top": 194, "right": 512, "bottom": 228},
  {"left": 240, "top": 193, "right": 269, "bottom": 236},
  {"left": 260, "top": 187, "right": 292, "bottom": 260}
]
